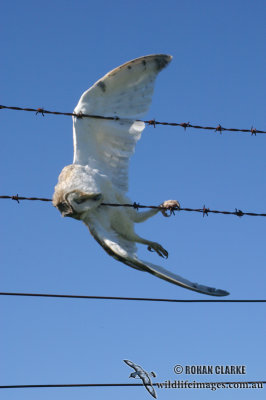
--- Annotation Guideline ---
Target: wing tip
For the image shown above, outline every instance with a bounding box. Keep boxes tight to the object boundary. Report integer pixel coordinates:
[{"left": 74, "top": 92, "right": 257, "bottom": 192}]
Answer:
[
  {"left": 119, "top": 53, "right": 173, "bottom": 73},
  {"left": 137, "top": 53, "right": 173, "bottom": 70},
  {"left": 202, "top": 286, "right": 230, "bottom": 296},
  {"left": 193, "top": 284, "right": 230, "bottom": 297},
  {"left": 213, "top": 289, "right": 230, "bottom": 297},
  {"left": 153, "top": 54, "right": 173, "bottom": 71}
]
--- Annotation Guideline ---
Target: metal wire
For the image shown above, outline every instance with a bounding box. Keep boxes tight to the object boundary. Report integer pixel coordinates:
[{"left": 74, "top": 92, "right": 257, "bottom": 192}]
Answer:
[
  {"left": 1, "top": 194, "right": 266, "bottom": 218},
  {"left": 1, "top": 292, "right": 265, "bottom": 303},
  {"left": 0, "top": 104, "right": 264, "bottom": 135},
  {"left": 0, "top": 195, "right": 51, "bottom": 202},
  {"left": 1, "top": 381, "right": 265, "bottom": 390},
  {"left": 0, "top": 383, "right": 145, "bottom": 389}
]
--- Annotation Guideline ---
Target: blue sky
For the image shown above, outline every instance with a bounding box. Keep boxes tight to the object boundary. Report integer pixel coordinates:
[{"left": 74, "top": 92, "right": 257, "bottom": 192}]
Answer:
[{"left": 1, "top": 0, "right": 265, "bottom": 399}]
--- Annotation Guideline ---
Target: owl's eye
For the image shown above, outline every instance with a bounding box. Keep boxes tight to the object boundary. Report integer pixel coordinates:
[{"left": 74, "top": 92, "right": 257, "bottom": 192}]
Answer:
[
  {"left": 74, "top": 193, "right": 102, "bottom": 204},
  {"left": 91, "top": 193, "right": 102, "bottom": 201}
]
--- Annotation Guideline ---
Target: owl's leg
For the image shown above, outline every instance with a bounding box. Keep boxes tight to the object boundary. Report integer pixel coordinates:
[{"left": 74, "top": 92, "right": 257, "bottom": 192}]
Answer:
[
  {"left": 131, "top": 208, "right": 159, "bottom": 223},
  {"left": 131, "top": 200, "right": 180, "bottom": 222}
]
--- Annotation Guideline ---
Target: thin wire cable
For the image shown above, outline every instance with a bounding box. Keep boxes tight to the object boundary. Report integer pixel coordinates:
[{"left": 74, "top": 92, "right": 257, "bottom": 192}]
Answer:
[
  {"left": 1, "top": 292, "right": 265, "bottom": 302},
  {"left": 0, "top": 104, "right": 264, "bottom": 135},
  {"left": 0, "top": 383, "right": 146, "bottom": 389},
  {"left": 1, "top": 381, "right": 265, "bottom": 389},
  {"left": 1, "top": 195, "right": 266, "bottom": 218}
]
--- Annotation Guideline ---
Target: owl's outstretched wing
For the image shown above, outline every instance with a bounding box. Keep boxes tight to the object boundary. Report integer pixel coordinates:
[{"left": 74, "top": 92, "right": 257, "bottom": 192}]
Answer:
[
  {"left": 73, "top": 54, "right": 172, "bottom": 192},
  {"left": 87, "top": 217, "right": 230, "bottom": 297},
  {"left": 75, "top": 54, "right": 172, "bottom": 118}
]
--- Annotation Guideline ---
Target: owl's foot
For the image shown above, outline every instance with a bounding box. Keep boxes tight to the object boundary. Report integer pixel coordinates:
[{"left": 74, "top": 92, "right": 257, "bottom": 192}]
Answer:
[
  {"left": 160, "top": 200, "right": 180, "bottom": 217},
  {"left": 147, "top": 242, "right": 168, "bottom": 259}
]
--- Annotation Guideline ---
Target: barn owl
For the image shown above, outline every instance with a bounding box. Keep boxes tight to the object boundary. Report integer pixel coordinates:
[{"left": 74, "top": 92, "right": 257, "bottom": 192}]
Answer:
[{"left": 53, "top": 55, "right": 229, "bottom": 296}]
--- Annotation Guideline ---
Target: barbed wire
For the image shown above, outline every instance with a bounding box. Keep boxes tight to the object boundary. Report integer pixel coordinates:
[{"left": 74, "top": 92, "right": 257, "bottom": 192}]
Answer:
[
  {"left": 1, "top": 292, "right": 265, "bottom": 302},
  {"left": 1, "top": 380, "right": 265, "bottom": 390},
  {"left": 0, "top": 104, "right": 264, "bottom": 135},
  {"left": 1, "top": 194, "right": 266, "bottom": 218},
  {"left": 0, "top": 195, "right": 51, "bottom": 202}
]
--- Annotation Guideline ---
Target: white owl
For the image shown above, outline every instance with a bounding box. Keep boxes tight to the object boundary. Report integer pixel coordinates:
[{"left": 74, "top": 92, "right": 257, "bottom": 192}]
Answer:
[{"left": 53, "top": 55, "right": 229, "bottom": 296}]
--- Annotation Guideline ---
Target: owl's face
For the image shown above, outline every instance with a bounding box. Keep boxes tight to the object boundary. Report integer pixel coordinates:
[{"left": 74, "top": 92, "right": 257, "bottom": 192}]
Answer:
[{"left": 57, "top": 190, "right": 102, "bottom": 219}]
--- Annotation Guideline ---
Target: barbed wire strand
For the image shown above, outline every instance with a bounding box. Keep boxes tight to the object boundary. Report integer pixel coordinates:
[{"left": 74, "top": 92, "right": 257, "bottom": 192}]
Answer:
[
  {"left": 0, "top": 292, "right": 265, "bottom": 303},
  {"left": 0, "top": 104, "right": 264, "bottom": 135},
  {"left": 1, "top": 195, "right": 266, "bottom": 218},
  {"left": 1, "top": 381, "right": 265, "bottom": 389}
]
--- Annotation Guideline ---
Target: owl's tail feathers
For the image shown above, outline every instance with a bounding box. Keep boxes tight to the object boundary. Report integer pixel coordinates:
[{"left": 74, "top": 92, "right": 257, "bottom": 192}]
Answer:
[
  {"left": 87, "top": 221, "right": 229, "bottom": 296},
  {"left": 132, "top": 259, "right": 229, "bottom": 297}
]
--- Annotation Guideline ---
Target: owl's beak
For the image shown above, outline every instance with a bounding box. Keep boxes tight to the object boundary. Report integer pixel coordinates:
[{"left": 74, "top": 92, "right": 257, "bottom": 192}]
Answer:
[{"left": 57, "top": 201, "right": 81, "bottom": 220}]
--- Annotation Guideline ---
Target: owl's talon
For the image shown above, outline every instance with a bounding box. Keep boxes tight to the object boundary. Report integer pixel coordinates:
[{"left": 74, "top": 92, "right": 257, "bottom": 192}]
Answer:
[
  {"left": 147, "top": 246, "right": 155, "bottom": 253},
  {"left": 147, "top": 243, "right": 168, "bottom": 259}
]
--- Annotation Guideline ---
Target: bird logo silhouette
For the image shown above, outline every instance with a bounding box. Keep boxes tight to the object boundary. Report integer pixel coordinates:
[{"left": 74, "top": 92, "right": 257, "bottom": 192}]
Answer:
[{"left": 124, "top": 359, "right": 157, "bottom": 398}]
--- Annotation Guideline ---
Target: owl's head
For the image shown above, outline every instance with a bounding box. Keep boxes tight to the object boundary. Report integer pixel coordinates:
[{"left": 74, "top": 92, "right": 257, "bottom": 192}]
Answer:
[{"left": 55, "top": 190, "right": 102, "bottom": 219}]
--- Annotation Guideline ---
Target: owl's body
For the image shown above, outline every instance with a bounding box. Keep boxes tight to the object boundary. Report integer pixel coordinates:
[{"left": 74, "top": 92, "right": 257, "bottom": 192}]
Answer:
[
  {"left": 54, "top": 163, "right": 134, "bottom": 230},
  {"left": 53, "top": 163, "right": 166, "bottom": 262},
  {"left": 53, "top": 54, "right": 229, "bottom": 296}
]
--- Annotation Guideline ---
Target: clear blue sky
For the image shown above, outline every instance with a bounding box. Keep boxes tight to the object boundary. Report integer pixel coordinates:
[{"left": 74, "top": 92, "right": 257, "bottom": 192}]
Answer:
[{"left": 1, "top": 1, "right": 265, "bottom": 399}]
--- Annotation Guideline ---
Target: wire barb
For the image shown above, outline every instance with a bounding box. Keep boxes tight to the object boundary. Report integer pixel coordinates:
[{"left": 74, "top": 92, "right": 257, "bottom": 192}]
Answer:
[
  {"left": 215, "top": 124, "right": 224, "bottom": 134},
  {"left": 36, "top": 108, "right": 45, "bottom": 116},
  {"left": 202, "top": 205, "right": 210, "bottom": 217},
  {"left": 147, "top": 119, "right": 156, "bottom": 128},
  {"left": 180, "top": 121, "right": 190, "bottom": 131},
  {"left": 133, "top": 202, "right": 140, "bottom": 210},
  {"left": 251, "top": 126, "right": 257, "bottom": 136},
  {"left": 0, "top": 104, "right": 265, "bottom": 134},
  {"left": 11, "top": 194, "right": 20, "bottom": 203},
  {"left": 235, "top": 208, "right": 244, "bottom": 217}
]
